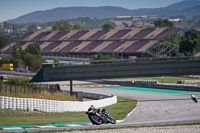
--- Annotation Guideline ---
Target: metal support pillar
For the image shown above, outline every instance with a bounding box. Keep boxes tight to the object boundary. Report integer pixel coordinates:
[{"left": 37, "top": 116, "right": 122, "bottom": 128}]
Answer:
[{"left": 70, "top": 80, "right": 73, "bottom": 95}]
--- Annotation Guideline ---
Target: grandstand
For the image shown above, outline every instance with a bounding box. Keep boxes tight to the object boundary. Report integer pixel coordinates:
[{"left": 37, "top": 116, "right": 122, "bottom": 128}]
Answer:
[{"left": 0, "top": 28, "right": 176, "bottom": 58}]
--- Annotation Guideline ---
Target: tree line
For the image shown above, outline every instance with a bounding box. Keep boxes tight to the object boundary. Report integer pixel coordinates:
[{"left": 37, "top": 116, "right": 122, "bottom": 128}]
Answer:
[
  {"left": 0, "top": 43, "right": 45, "bottom": 72},
  {"left": 52, "top": 21, "right": 115, "bottom": 30}
]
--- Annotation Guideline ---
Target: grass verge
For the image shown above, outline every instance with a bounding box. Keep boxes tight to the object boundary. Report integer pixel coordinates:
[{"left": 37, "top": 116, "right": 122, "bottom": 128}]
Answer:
[{"left": 0, "top": 97, "right": 137, "bottom": 126}]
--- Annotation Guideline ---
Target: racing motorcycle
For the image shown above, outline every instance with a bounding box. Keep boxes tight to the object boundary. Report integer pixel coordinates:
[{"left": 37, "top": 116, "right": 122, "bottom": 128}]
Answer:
[
  {"left": 191, "top": 94, "right": 198, "bottom": 103},
  {"left": 86, "top": 106, "right": 116, "bottom": 125}
]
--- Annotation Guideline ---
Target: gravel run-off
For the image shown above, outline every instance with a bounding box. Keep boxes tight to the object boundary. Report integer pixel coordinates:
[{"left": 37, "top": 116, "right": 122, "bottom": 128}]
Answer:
[{"left": 68, "top": 125, "right": 200, "bottom": 133}]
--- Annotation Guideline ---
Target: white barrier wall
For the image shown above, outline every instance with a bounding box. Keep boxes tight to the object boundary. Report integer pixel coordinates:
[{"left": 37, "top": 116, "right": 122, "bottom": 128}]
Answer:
[{"left": 0, "top": 96, "right": 117, "bottom": 112}]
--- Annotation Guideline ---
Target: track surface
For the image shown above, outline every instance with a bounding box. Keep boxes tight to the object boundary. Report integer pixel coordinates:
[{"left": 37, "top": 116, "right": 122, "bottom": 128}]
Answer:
[
  {"left": 1, "top": 85, "right": 200, "bottom": 132},
  {"left": 62, "top": 86, "right": 200, "bottom": 125}
]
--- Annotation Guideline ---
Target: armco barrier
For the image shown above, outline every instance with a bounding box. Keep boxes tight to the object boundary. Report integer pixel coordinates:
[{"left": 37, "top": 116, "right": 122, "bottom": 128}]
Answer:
[
  {"left": 104, "top": 80, "right": 200, "bottom": 92},
  {"left": 0, "top": 96, "right": 117, "bottom": 112}
]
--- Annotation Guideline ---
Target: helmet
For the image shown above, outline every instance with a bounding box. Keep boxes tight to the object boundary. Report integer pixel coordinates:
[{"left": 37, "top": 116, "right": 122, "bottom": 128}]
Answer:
[{"left": 90, "top": 105, "right": 96, "bottom": 109}]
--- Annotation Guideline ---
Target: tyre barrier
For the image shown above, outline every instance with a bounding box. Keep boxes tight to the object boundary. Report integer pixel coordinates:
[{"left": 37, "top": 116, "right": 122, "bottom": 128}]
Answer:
[
  {"left": 0, "top": 96, "right": 117, "bottom": 112},
  {"left": 132, "top": 80, "right": 158, "bottom": 85},
  {"left": 104, "top": 80, "right": 158, "bottom": 86},
  {"left": 177, "top": 80, "right": 200, "bottom": 84}
]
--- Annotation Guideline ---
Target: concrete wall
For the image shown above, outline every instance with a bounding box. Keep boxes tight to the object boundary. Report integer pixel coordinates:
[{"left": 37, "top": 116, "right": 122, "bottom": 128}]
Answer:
[
  {"left": 0, "top": 96, "right": 117, "bottom": 112},
  {"left": 37, "top": 58, "right": 200, "bottom": 82}
]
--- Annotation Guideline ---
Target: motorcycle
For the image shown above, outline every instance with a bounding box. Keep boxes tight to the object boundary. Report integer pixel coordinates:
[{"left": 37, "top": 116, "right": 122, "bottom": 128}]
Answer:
[
  {"left": 86, "top": 106, "right": 116, "bottom": 125},
  {"left": 191, "top": 94, "right": 198, "bottom": 103}
]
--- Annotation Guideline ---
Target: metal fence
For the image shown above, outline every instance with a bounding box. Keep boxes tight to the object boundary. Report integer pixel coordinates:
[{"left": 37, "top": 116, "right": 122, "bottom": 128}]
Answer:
[{"left": 0, "top": 82, "right": 60, "bottom": 96}]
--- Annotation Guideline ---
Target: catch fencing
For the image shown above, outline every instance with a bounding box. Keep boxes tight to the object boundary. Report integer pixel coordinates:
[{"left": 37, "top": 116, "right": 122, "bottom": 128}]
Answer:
[{"left": 0, "top": 82, "right": 60, "bottom": 96}]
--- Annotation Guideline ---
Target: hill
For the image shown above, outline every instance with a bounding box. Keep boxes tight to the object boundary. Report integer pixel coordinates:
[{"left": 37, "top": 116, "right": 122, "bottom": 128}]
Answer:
[
  {"left": 165, "top": 0, "right": 200, "bottom": 10},
  {"left": 6, "top": 0, "right": 200, "bottom": 24},
  {"left": 7, "top": 6, "right": 132, "bottom": 24}
]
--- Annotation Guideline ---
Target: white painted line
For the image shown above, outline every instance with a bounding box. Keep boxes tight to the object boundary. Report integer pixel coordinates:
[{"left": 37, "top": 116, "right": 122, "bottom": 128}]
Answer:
[
  {"left": 37, "top": 126, "right": 57, "bottom": 128},
  {"left": 67, "top": 124, "right": 82, "bottom": 127},
  {"left": 116, "top": 102, "right": 139, "bottom": 123},
  {"left": 3, "top": 127, "right": 22, "bottom": 130}
]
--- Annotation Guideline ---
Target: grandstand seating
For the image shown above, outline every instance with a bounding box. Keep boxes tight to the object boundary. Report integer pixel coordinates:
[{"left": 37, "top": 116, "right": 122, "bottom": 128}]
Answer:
[
  {"left": 124, "top": 40, "right": 149, "bottom": 52},
  {"left": 0, "top": 43, "right": 14, "bottom": 52},
  {"left": 13, "top": 42, "right": 26, "bottom": 49},
  {"left": 71, "top": 42, "right": 91, "bottom": 52},
  {"left": 1, "top": 28, "right": 175, "bottom": 56},
  {"left": 23, "top": 32, "right": 42, "bottom": 41},
  {"left": 68, "top": 30, "right": 89, "bottom": 40},
  {"left": 42, "top": 42, "right": 62, "bottom": 52},
  {"left": 80, "top": 41, "right": 102, "bottom": 53},
  {"left": 40, "top": 42, "right": 52, "bottom": 50},
  {"left": 88, "top": 30, "right": 109, "bottom": 40},
  {"left": 31, "top": 31, "right": 51, "bottom": 41},
  {"left": 99, "top": 29, "right": 119, "bottom": 39},
  {"left": 18, "top": 32, "right": 34, "bottom": 41},
  {"left": 114, "top": 41, "right": 135, "bottom": 52},
  {"left": 79, "top": 30, "right": 98, "bottom": 40},
  {"left": 121, "top": 29, "right": 141, "bottom": 39},
  {"left": 144, "top": 28, "right": 166, "bottom": 39},
  {"left": 5, "top": 42, "right": 25, "bottom": 53},
  {"left": 60, "top": 41, "right": 81, "bottom": 52},
  {"left": 101, "top": 41, "right": 121, "bottom": 53},
  {"left": 91, "top": 42, "right": 112, "bottom": 52},
  {"left": 137, "top": 40, "right": 157, "bottom": 52},
  {"left": 155, "top": 28, "right": 175, "bottom": 39},
  {"left": 21, "top": 42, "right": 31, "bottom": 50},
  {"left": 50, "top": 31, "right": 70, "bottom": 40},
  {"left": 109, "top": 29, "right": 132, "bottom": 40},
  {"left": 36, "top": 41, "right": 44, "bottom": 45},
  {"left": 131, "top": 28, "right": 154, "bottom": 39},
  {"left": 51, "top": 42, "right": 71, "bottom": 52},
  {"left": 59, "top": 30, "right": 77, "bottom": 40},
  {"left": 42, "top": 31, "right": 59, "bottom": 40}
]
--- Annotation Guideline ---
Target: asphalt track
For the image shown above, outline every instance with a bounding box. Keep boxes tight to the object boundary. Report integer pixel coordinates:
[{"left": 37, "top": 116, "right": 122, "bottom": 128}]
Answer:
[
  {"left": 66, "top": 86, "right": 200, "bottom": 125},
  {"left": 1, "top": 85, "right": 200, "bottom": 132}
]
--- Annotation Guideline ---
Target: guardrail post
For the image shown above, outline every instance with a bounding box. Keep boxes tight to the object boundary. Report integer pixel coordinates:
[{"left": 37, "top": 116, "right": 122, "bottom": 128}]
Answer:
[
  {"left": 70, "top": 80, "right": 73, "bottom": 95},
  {"left": 0, "top": 82, "right": 1, "bottom": 93}
]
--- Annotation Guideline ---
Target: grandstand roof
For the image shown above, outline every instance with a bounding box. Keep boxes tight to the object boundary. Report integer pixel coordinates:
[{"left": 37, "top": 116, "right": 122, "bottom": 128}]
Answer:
[{"left": 1, "top": 28, "right": 175, "bottom": 56}]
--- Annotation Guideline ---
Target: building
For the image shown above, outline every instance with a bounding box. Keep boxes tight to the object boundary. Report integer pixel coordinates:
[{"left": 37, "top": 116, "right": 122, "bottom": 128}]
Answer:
[{"left": 0, "top": 28, "right": 176, "bottom": 58}]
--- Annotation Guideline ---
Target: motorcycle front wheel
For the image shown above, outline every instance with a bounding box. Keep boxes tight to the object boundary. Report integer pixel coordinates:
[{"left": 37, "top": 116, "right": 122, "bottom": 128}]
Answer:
[
  {"left": 109, "top": 117, "right": 116, "bottom": 124},
  {"left": 89, "top": 115, "right": 102, "bottom": 125}
]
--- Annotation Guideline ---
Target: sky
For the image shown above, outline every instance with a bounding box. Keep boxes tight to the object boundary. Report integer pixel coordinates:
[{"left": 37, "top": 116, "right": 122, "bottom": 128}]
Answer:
[{"left": 0, "top": 0, "right": 184, "bottom": 22}]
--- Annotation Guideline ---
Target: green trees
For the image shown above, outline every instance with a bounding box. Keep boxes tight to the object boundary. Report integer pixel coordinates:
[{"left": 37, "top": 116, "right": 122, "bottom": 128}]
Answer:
[
  {"left": 25, "top": 43, "right": 41, "bottom": 55},
  {"left": 23, "top": 43, "right": 44, "bottom": 72},
  {"left": 154, "top": 19, "right": 174, "bottom": 27},
  {"left": 52, "top": 21, "right": 82, "bottom": 30},
  {"left": 52, "top": 21, "right": 72, "bottom": 31},
  {"left": 179, "top": 29, "right": 200, "bottom": 56},
  {"left": 0, "top": 35, "right": 9, "bottom": 49},
  {"left": 72, "top": 24, "right": 81, "bottom": 30},
  {"left": 102, "top": 23, "right": 115, "bottom": 30},
  {"left": 0, "top": 43, "right": 45, "bottom": 72},
  {"left": 24, "top": 53, "right": 43, "bottom": 72}
]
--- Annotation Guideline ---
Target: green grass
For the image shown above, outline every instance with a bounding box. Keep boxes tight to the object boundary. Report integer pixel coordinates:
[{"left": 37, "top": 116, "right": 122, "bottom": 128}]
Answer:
[
  {"left": 0, "top": 97, "right": 137, "bottom": 126},
  {"left": 105, "top": 97, "right": 137, "bottom": 120}
]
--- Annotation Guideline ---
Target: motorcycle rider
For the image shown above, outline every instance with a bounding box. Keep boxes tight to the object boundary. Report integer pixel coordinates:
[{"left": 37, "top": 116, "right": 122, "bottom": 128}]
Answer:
[{"left": 88, "top": 105, "right": 110, "bottom": 122}]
